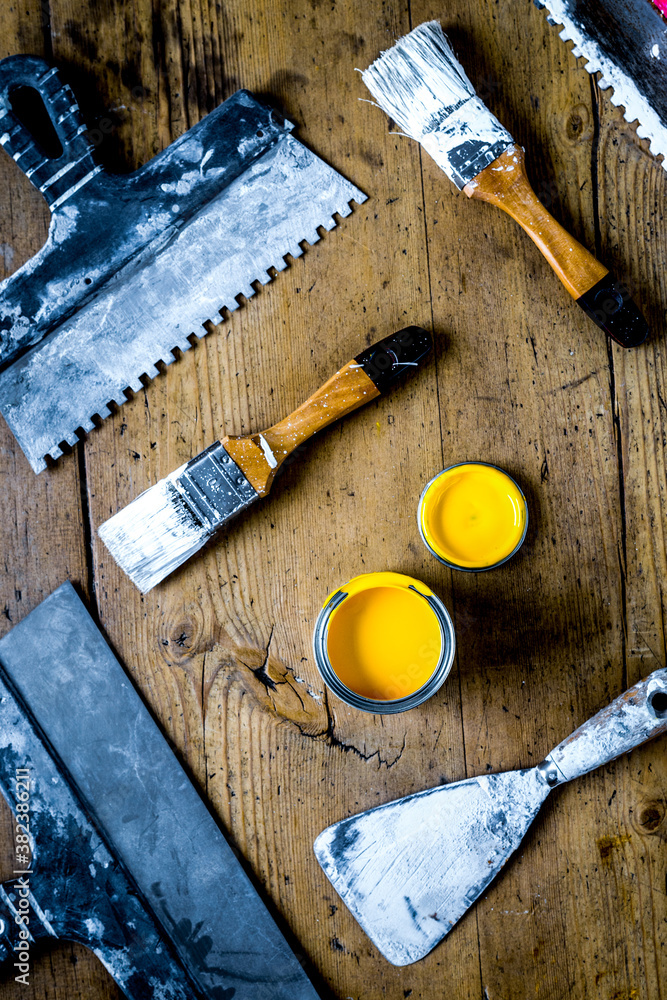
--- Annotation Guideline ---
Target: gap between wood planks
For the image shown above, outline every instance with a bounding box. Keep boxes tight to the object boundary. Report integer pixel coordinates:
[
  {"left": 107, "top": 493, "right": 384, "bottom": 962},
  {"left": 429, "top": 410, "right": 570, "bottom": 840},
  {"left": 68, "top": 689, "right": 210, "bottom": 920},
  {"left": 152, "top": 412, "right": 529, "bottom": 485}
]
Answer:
[{"left": 590, "top": 74, "right": 629, "bottom": 693}]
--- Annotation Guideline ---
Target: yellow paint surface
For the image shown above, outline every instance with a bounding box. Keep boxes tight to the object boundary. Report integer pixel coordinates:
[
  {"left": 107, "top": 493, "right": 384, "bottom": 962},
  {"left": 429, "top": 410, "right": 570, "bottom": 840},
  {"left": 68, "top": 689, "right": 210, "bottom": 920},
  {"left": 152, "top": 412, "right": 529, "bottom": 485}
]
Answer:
[
  {"left": 420, "top": 464, "right": 527, "bottom": 569},
  {"left": 326, "top": 572, "right": 442, "bottom": 701}
]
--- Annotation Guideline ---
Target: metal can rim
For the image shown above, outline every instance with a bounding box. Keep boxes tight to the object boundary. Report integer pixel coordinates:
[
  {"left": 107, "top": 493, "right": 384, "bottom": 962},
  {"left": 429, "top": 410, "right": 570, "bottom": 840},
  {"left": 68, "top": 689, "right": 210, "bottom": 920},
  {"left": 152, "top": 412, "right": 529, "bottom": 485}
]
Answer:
[
  {"left": 417, "top": 461, "right": 528, "bottom": 572},
  {"left": 312, "top": 576, "right": 456, "bottom": 715}
]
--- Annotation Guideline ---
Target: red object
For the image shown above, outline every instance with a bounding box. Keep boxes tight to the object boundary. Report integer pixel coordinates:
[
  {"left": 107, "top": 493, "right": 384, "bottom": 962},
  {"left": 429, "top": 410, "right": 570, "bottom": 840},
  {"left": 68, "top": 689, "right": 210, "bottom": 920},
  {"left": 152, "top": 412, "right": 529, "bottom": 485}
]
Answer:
[{"left": 652, "top": 0, "right": 667, "bottom": 18}]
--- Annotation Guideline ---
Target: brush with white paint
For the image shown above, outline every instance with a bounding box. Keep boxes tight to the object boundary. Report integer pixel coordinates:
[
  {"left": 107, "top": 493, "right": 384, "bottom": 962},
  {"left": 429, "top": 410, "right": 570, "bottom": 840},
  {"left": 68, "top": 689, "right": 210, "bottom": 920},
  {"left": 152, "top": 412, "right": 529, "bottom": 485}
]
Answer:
[
  {"left": 98, "top": 327, "right": 432, "bottom": 592},
  {"left": 362, "top": 21, "right": 648, "bottom": 348}
]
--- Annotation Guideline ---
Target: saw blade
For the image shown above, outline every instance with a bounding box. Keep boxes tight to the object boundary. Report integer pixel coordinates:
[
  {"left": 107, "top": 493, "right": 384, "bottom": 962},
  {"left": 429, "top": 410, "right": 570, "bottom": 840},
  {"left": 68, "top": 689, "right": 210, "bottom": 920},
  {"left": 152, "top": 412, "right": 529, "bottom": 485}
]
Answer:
[
  {"left": 534, "top": 0, "right": 667, "bottom": 165},
  {"left": 0, "top": 132, "right": 365, "bottom": 473}
]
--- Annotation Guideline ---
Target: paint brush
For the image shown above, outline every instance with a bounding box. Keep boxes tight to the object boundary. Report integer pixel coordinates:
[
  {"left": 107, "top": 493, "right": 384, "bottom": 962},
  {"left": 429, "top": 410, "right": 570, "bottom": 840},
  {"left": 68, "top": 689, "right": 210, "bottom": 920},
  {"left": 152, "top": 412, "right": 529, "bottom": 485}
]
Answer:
[
  {"left": 361, "top": 21, "right": 648, "bottom": 348},
  {"left": 98, "top": 327, "right": 432, "bottom": 592}
]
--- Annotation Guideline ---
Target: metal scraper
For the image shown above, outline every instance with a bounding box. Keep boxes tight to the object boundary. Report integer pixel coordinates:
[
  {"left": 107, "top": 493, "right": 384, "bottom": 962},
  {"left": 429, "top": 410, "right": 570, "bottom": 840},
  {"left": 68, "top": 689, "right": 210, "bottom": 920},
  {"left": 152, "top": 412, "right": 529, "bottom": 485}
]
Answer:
[
  {"left": 534, "top": 0, "right": 667, "bottom": 166},
  {"left": 0, "top": 582, "right": 321, "bottom": 999},
  {"left": 314, "top": 668, "right": 667, "bottom": 966},
  {"left": 0, "top": 56, "right": 366, "bottom": 473}
]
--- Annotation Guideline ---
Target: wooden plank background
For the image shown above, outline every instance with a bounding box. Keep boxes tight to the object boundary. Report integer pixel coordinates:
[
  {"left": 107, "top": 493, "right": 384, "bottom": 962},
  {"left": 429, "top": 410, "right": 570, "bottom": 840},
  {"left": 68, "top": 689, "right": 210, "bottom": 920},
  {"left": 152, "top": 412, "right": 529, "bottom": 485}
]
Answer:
[{"left": 0, "top": 1, "right": 665, "bottom": 997}]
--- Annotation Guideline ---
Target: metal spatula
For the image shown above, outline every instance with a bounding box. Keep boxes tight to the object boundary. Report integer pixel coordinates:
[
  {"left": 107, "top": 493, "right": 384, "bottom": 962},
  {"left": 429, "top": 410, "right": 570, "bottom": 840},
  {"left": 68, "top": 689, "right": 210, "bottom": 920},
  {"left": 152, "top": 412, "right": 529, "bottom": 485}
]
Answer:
[{"left": 314, "top": 668, "right": 667, "bottom": 966}]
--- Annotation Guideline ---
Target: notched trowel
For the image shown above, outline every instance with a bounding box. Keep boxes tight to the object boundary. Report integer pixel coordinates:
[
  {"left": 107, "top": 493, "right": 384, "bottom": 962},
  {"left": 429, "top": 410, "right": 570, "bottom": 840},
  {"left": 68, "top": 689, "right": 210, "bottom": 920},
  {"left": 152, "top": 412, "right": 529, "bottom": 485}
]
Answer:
[
  {"left": 314, "top": 669, "right": 667, "bottom": 966},
  {"left": 0, "top": 56, "right": 366, "bottom": 473}
]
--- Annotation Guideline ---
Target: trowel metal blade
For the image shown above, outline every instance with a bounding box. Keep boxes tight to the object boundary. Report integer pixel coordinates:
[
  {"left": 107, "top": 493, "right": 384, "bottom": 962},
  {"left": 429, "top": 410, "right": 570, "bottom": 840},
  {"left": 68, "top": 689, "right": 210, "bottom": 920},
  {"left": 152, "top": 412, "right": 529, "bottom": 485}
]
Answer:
[
  {"left": 535, "top": 0, "right": 667, "bottom": 165},
  {"left": 314, "top": 769, "right": 551, "bottom": 965},
  {"left": 0, "top": 133, "right": 365, "bottom": 473}
]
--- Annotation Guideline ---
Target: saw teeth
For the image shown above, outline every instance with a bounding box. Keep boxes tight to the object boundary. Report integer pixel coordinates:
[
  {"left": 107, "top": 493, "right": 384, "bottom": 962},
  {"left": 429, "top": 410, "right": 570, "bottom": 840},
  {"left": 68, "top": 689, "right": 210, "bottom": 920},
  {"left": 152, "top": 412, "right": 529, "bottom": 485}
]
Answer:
[
  {"left": 80, "top": 419, "right": 95, "bottom": 433},
  {"left": 322, "top": 217, "right": 337, "bottom": 232},
  {"left": 304, "top": 231, "right": 320, "bottom": 245},
  {"left": 536, "top": 0, "right": 667, "bottom": 172},
  {"left": 49, "top": 445, "right": 63, "bottom": 460},
  {"left": 335, "top": 203, "right": 352, "bottom": 218},
  {"left": 172, "top": 339, "right": 192, "bottom": 353},
  {"left": 271, "top": 258, "right": 288, "bottom": 272}
]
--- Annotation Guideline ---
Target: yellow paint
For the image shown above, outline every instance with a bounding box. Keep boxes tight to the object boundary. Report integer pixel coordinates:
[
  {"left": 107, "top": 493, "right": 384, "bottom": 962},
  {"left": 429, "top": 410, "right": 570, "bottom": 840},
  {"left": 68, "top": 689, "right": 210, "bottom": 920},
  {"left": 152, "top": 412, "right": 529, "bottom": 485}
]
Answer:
[
  {"left": 326, "top": 572, "right": 442, "bottom": 701},
  {"left": 420, "top": 463, "right": 527, "bottom": 569}
]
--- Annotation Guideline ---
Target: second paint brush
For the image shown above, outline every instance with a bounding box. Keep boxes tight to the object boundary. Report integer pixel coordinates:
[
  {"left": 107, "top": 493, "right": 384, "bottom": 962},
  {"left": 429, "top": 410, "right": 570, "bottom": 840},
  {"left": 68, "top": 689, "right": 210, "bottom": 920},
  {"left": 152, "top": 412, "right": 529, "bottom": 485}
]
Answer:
[
  {"left": 99, "top": 327, "right": 432, "bottom": 592},
  {"left": 362, "top": 21, "right": 648, "bottom": 348}
]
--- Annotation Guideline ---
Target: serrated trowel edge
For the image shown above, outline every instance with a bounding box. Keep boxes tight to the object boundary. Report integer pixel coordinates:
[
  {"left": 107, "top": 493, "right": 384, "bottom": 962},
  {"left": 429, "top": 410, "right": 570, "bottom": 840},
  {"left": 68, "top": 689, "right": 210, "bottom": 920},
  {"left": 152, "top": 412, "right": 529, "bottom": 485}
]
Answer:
[
  {"left": 535, "top": 0, "right": 667, "bottom": 165},
  {"left": 0, "top": 133, "right": 366, "bottom": 473}
]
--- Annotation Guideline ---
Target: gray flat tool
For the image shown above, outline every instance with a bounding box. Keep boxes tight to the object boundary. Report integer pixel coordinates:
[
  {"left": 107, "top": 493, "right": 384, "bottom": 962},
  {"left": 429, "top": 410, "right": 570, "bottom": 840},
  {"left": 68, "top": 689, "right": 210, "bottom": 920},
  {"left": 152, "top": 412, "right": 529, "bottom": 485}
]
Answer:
[
  {"left": 0, "top": 582, "right": 320, "bottom": 999},
  {"left": 314, "top": 668, "right": 667, "bottom": 965},
  {"left": 0, "top": 56, "right": 366, "bottom": 473},
  {"left": 534, "top": 0, "right": 667, "bottom": 166}
]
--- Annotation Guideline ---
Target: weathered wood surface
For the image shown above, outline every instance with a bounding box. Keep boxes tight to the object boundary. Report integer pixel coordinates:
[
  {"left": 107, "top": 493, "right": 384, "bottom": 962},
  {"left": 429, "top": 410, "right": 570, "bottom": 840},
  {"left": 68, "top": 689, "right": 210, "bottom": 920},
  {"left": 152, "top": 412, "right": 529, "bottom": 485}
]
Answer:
[{"left": 0, "top": 1, "right": 665, "bottom": 998}]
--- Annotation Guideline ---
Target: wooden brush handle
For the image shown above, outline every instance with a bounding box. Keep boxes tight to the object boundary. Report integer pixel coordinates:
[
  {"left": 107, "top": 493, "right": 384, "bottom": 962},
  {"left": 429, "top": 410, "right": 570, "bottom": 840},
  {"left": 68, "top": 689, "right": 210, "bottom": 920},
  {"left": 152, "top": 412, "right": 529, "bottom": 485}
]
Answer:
[
  {"left": 262, "top": 362, "right": 379, "bottom": 459},
  {"left": 263, "top": 326, "right": 432, "bottom": 460},
  {"left": 464, "top": 145, "right": 648, "bottom": 348},
  {"left": 223, "top": 327, "right": 432, "bottom": 496}
]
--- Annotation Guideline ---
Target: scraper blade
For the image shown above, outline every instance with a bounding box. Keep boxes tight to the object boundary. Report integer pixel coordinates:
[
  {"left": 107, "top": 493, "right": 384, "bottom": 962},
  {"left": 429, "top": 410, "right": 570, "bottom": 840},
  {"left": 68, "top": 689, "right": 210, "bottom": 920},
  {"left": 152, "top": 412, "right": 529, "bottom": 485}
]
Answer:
[{"left": 314, "top": 769, "right": 550, "bottom": 965}]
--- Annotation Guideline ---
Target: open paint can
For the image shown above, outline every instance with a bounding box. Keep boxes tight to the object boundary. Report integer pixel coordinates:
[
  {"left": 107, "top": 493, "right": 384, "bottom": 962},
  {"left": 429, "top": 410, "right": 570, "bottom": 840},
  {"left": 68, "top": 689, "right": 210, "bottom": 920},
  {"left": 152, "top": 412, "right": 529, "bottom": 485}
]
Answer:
[
  {"left": 418, "top": 462, "right": 528, "bottom": 571},
  {"left": 312, "top": 571, "right": 455, "bottom": 714}
]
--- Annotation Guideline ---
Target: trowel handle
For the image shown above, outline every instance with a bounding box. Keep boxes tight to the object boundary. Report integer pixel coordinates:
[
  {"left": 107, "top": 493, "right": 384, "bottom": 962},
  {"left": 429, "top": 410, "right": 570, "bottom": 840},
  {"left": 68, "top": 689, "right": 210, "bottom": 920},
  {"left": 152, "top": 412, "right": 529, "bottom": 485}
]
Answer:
[
  {"left": 540, "top": 669, "right": 667, "bottom": 786},
  {"left": 0, "top": 55, "right": 95, "bottom": 210}
]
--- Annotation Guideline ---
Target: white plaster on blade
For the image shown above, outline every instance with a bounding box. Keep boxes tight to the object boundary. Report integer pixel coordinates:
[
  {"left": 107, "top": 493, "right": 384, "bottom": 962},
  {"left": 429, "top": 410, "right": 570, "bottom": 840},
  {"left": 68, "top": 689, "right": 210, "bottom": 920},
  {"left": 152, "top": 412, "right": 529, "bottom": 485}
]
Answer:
[{"left": 538, "top": 0, "right": 667, "bottom": 165}]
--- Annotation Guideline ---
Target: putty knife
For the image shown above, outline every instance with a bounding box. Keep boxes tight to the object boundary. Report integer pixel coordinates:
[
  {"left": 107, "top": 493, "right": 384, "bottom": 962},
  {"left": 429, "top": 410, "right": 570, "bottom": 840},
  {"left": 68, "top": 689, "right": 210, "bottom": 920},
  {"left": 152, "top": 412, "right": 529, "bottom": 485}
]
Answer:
[
  {"left": 314, "top": 668, "right": 667, "bottom": 966},
  {"left": 0, "top": 56, "right": 365, "bottom": 473}
]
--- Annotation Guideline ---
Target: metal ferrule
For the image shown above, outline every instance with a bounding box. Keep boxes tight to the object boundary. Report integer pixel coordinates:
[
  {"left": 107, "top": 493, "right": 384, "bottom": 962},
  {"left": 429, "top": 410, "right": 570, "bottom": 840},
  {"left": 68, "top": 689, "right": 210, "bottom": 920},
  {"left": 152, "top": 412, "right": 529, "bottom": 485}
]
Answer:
[
  {"left": 536, "top": 758, "right": 565, "bottom": 787},
  {"left": 419, "top": 96, "right": 514, "bottom": 189},
  {"left": 312, "top": 585, "right": 456, "bottom": 715},
  {"left": 177, "top": 441, "right": 258, "bottom": 530}
]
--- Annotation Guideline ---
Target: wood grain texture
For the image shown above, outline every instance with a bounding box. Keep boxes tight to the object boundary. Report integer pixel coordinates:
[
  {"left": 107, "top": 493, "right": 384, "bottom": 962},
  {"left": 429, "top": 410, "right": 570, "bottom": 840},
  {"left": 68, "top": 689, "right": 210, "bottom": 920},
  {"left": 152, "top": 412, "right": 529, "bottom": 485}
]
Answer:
[
  {"left": 0, "top": 0, "right": 665, "bottom": 998},
  {"left": 465, "top": 144, "right": 609, "bottom": 297}
]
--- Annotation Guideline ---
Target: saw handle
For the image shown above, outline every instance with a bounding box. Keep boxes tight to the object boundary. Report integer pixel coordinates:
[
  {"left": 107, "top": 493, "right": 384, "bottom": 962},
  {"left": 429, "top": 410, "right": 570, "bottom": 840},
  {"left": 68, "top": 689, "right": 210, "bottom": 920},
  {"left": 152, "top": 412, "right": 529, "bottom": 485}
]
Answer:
[
  {"left": 540, "top": 668, "right": 667, "bottom": 786},
  {"left": 464, "top": 145, "right": 648, "bottom": 348},
  {"left": 0, "top": 55, "right": 95, "bottom": 209}
]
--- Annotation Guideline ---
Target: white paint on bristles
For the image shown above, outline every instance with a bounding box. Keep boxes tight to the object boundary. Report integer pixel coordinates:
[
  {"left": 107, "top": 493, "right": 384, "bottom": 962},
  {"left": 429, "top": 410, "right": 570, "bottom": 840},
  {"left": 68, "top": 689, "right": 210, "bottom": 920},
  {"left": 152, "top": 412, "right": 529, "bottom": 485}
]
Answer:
[
  {"left": 98, "top": 463, "right": 214, "bottom": 593},
  {"left": 361, "top": 20, "right": 513, "bottom": 187}
]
